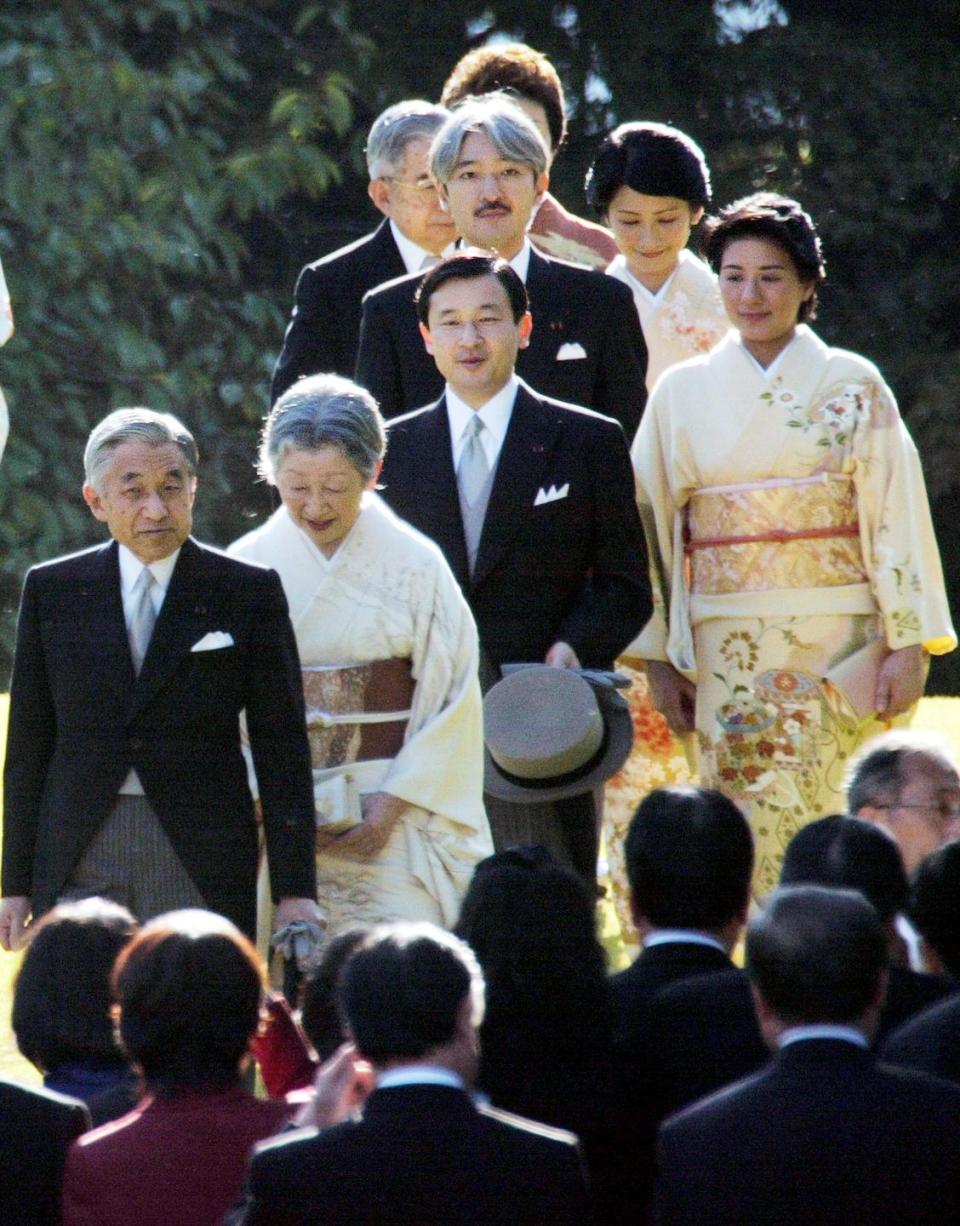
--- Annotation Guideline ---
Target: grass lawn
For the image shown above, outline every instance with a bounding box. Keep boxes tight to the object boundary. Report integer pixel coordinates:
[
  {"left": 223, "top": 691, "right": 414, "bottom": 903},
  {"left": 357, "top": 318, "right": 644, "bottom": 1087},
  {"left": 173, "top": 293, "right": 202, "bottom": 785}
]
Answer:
[{"left": 2, "top": 694, "right": 960, "bottom": 1083}]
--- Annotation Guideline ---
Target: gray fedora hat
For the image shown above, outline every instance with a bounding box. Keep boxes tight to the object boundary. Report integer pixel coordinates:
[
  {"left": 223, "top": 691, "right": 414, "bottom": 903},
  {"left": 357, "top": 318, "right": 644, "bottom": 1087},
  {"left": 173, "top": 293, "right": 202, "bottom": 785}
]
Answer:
[{"left": 483, "top": 665, "right": 633, "bottom": 803}]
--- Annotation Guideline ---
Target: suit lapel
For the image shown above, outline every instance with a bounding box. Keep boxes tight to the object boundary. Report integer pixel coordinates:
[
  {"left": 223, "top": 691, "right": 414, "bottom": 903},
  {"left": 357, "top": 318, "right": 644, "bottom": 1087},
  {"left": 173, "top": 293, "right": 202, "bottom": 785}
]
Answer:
[
  {"left": 404, "top": 400, "right": 470, "bottom": 587},
  {"left": 129, "top": 538, "right": 210, "bottom": 717},
  {"left": 472, "top": 385, "right": 559, "bottom": 588},
  {"left": 518, "top": 248, "right": 566, "bottom": 387},
  {"left": 78, "top": 542, "right": 136, "bottom": 698},
  {"left": 368, "top": 219, "right": 407, "bottom": 284}
]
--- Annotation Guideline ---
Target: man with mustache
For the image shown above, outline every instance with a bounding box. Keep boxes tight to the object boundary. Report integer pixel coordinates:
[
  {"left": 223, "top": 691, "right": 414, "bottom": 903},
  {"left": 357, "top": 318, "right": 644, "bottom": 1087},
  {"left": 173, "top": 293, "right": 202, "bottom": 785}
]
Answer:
[{"left": 355, "top": 95, "right": 647, "bottom": 436}]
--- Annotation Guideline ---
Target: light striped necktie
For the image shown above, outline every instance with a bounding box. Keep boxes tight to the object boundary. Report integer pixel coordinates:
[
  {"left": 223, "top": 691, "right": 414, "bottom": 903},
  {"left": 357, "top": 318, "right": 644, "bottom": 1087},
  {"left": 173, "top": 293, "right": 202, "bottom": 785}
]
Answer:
[
  {"left": 458, "top": 415, "right": 489, "bottom": 506},
  {"left": 128, "top": 567, "right": 157, "bottom": 674}
]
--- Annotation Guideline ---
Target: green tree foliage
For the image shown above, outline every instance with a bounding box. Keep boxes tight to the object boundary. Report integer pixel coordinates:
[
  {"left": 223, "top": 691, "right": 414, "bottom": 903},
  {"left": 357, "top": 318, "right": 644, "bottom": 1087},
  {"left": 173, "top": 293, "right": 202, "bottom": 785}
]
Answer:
[{"left": 0, "top": 0, "right": 366, "bottom": 663}]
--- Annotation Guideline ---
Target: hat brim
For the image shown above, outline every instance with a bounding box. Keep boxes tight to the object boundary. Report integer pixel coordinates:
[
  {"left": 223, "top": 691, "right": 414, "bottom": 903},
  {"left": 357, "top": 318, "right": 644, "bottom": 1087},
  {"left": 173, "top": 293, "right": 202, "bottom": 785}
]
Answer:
[{"left": 483, "top": 686, "right": 633, "bottom": 804}]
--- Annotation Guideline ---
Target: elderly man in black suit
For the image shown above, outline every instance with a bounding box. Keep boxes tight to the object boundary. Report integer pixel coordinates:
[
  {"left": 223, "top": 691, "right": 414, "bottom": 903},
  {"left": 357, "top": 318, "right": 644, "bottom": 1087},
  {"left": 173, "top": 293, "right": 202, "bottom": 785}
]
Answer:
[
  {"left": 237, "top": 922, "right": 591, "bottom": 1225},
  {"left": 0, "top": 408, "right": 319, "bottom": 947},
  {"left": 655, "top": 885, "right": 960, "bottom": 1226},
  {"left": 610, "top": 786, "right": 753, "bottom": 1056},
  {"left": 0, "top": 1078, "right": 89, "bottom": 1226},
  {"left": 271, "top": 100, "right": 456, "bottom": 402},
  {"left": 356, "top": 95, "right": 647, "bottom": 434},
  {"left": 378, "top": 250, "right": 649, "bottom": 879}
]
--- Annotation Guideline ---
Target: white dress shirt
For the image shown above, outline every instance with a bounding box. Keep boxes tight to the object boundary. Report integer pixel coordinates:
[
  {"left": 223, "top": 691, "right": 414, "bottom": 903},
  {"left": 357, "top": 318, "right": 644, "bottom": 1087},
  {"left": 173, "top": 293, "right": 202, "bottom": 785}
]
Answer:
[
  {"left": 118, "top": 544, "right": 180, "bottom": 794},
  {"left": 643, "top": 929, "right": 727, "bottom": 954},
  {"left": 446, "top": 375, "right": 520, "bottom": 474},
  {"left": 778, "top": 1024, "right": 869, "bottom": 1050}
]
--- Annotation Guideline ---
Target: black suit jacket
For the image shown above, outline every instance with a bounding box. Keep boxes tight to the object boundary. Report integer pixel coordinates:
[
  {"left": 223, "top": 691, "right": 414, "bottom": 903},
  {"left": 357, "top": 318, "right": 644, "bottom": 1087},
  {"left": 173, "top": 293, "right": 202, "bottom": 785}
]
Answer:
[
  {"left": 239, "top": 1083, "right": 592, "bottom": 1225},
  {"left": 642, "top": 962, "right": 959, "bottom": 1124},
  {"left": 655, "top": 1039, "right": 960, "bottom": 1226},
  {"left": 271, "top": 219, "right": 406, "bottom": 403},
  {"left": 882, "top": 992, "right": 960, "bottom": 1085},
  {"left": 610, "top": 940, "right": 734, "bottom": 1057},
  {"left": 379, "top": 383, "right": 650, "bottom": 671},
  {"left": 355, "top": 246, "right": 648, "bottom": 437},
  {"left": 0, "top": 1079, "right": 89, "bottom": 1226},
  {"left": 2, "top": 537, "right": 317, "bottom": 936}
]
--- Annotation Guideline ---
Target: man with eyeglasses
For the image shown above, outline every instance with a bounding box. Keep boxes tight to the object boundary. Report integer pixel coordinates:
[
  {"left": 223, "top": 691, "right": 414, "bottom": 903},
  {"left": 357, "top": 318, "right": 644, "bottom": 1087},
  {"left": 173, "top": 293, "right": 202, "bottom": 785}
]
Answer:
[
  {"left": 847, "top": 730, "right": 960, "bottom": 877},
  {"left": 271, "top": 101, "right": 456, "bottom": 403},
  {"left": 356, "top": 94, "right": 647, "bottom": 430}
]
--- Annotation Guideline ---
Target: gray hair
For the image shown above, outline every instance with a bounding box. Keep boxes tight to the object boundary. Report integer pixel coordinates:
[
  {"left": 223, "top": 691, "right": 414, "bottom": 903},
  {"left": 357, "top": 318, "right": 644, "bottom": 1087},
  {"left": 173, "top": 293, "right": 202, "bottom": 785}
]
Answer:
[
  {"left": 365, "top": 101, "right": 449, "bottom": 180},
  {"left": 259, "top": 374, "right": 386, "bottom": 485},
  {"left": 846, "top": 729, "right": 958, "bottom": 814},
  {"left": 83, "top": 408, "right": 198, "bottom": 493},
  {"left": 430, "top": 92, "right": 549, "bottom": 185}
]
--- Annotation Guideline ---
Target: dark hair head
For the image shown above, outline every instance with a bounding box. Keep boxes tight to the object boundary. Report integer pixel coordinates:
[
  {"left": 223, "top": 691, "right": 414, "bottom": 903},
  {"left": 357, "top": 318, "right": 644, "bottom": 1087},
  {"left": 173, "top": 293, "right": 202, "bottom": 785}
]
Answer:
[
  {"left": 340, "top": 922, "right": 484, "bottom": 1063},
  {"left": 585, "top": 121, "right": 712, "bottom": 215},
  {"left": 440, "top": 43, "right": 566, "bottom": 153},
  {"left": 301, "top": 926, "right": 371, "bottom": 1062},
  {"left": 701, "top": 192, "right": 825, "bottom": 322},
  {"left": 909, "top": 841, "right": 960, "bottom": 978},
  {"left": 113, "top": 909, "right": 265, "bottom": 1094},
  {"left": 13, "top": 898, "right": 137, "bottom": 1074},
  {"left": 624, "top": 786, "right": 754, "bottom": 930},
  {"left": 454, "top": 848, "right": 612, "bottom": 1065},
  {"left": 747, "top": 885, "right": 887, "bottom": 1024},
  {"left": 415, "top": 249, "right": 529, "bottom": 326},
  {"left": 780, "top": 815, "right": 908, "bottom": 924}
]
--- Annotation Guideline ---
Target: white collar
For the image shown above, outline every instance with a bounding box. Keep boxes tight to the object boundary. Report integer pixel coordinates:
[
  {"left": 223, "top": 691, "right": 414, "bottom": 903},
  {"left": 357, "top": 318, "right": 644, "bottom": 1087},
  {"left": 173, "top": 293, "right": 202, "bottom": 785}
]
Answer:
[
  {"left": 390, "top": 221, "right": 455, "bottom": 277},
  {"left": 507, "top": 239, "right": 533, "bottom": 283},
  {"left": 117, "top": 543, "right": 181, "bottom": 596},
  {"left": 643, "top": 929, "right": 727, "bottom": 954},
  {"left": 734, "top": 329, "right": 802, "bottom": 380},
  {"left": 377, "top": 1066, "right": 465, "bottom": 1092},
  {"left": 778, "top": 1024, "right": 869, "bottom": 1050},
  {"left": 609, "top": 253, "right": 682, "bottom": 307},
  {"left": 445, "top": 375, "right": 519, "bottom": 464}
]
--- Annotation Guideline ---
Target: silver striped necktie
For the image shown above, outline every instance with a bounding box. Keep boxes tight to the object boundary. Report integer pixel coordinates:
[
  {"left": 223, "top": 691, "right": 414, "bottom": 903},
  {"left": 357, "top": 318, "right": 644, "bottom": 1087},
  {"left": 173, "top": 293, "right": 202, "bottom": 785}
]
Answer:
[
  {"left": 458, "top": 415, "right": 489, "bottom": 506},
  {"left": 128, "top": 567, "right": 157, "bottom": 674}
]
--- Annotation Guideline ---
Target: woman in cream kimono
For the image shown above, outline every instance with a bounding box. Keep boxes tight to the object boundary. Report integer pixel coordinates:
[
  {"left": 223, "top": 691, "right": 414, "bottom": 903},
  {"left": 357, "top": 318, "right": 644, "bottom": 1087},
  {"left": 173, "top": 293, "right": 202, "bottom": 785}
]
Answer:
[
  {"left": 230, "top": 374, "right": 492, "bottom": 947},
  {"left": 0, "top": 255, "right": 13, "bottom": 459},
  {"left": 585, "top": 122, "right": 729, "bottom": 948},
  {"left": 632, "top": 193, "right": 954, "bottom": 898}
]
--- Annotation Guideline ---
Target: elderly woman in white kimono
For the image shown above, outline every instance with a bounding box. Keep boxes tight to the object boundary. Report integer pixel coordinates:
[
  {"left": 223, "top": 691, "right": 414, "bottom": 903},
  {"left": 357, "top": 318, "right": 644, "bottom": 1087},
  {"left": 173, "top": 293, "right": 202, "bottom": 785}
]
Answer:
[
  {"left": 632, "top": 193, "right": 955, "bottom": 898},
  {"left": 230, "top": 374, "right": 492, "bottom": 943}
]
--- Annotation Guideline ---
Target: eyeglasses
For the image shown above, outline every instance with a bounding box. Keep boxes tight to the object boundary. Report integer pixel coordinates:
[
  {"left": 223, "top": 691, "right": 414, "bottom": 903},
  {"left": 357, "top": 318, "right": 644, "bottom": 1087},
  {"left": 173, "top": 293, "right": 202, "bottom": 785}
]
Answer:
[
  {"left": 877, "top": 800, "right": 960, "bottom": 825},
  {"left": 381, "top": 176, "right": 440, "bottom": 198}
]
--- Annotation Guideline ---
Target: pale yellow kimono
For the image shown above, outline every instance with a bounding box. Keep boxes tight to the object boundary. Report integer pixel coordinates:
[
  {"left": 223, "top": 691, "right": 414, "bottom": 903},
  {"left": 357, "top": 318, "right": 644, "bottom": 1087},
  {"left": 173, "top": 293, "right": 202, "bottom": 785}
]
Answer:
[
  {"left": 229, "top": 493, "right": 493, "bottom": 946},
  {"left": 632, "top": 326, "right": 955, "bottom": 896},
  {"left": 607, "top": 249, "right": 728, "bottom": 393},
  {"left": 0, "top": 256, "right": 13, "bottom": 459},
  {"left": 603, "top": 249, "right": 727, "bottom": 956}
]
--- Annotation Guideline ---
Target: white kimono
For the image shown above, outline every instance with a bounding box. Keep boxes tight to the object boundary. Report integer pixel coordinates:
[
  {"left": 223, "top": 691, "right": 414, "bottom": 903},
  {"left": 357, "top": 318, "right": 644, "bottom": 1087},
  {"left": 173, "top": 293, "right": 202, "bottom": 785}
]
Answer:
[
  {"left": 607, "top": 248, "right": 728, "bottom": 392},
  {"left": 0, "top": 256, "right": 13, "bottom": 459},
  {"left": 631, "top": 326, "right": 955, "bottom": 894},
  {"left": 230, "top": 494, "right": 492, "bottom": 943}
]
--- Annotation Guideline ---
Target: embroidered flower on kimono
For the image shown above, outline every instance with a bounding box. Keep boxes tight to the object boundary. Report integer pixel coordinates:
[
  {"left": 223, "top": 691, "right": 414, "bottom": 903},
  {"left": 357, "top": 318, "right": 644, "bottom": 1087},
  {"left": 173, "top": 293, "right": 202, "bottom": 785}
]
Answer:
[
  {"left": 782, "top": 717, "right": 803, "bottom": 736},
  {"left": 771, "top": 671, "right": 799, "bottom": 692}
]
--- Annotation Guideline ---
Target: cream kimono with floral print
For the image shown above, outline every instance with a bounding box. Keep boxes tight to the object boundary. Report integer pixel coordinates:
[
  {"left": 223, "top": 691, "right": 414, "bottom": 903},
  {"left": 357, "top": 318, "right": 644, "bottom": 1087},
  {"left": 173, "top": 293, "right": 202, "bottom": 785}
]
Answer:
[
  {"left": 631, "top": 326, "right": 955, "bottom": 896},
  {"left": 607, "top": 248, "right": 728, "bottom": 393}
]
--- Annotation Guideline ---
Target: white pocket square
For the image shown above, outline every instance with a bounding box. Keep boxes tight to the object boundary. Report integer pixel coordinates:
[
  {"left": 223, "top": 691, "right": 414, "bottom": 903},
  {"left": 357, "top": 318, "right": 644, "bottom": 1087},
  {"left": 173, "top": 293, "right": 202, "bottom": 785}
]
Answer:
[
  {"left": 556, "top": 341, "right": 587, "bottom": 361},
  {"left": 534, "top": 483, "right": 570, "bottom": 506},
  {"left": 191, "top": 631, "right": 235, "bottom": 652}
]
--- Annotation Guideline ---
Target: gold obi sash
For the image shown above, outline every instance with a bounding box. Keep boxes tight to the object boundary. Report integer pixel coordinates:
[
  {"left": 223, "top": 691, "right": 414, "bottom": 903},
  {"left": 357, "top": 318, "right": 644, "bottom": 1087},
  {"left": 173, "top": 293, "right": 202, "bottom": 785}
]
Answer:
[
  {"left": 684, "top": 473, "right": 867, "bottom": 595},
  {"left": 302, "top": 658, "right": 415, "bottom": 769}
]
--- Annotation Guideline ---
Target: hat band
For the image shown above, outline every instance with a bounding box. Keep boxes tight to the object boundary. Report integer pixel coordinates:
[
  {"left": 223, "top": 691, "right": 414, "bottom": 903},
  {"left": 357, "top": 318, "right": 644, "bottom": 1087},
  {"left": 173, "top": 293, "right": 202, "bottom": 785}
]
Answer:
[{"left": 490, "top": 725, "right": 611, "bottom": 793}]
